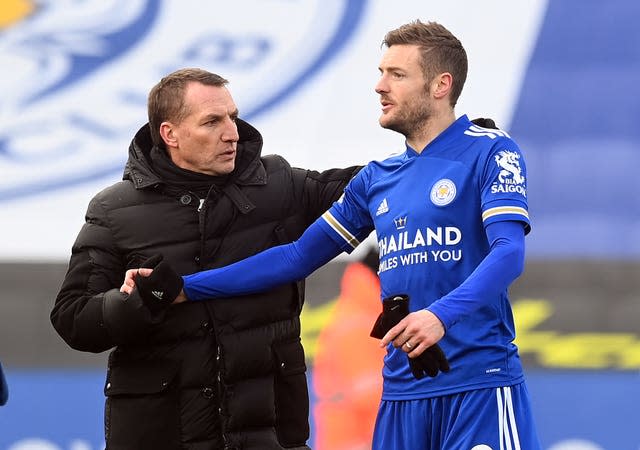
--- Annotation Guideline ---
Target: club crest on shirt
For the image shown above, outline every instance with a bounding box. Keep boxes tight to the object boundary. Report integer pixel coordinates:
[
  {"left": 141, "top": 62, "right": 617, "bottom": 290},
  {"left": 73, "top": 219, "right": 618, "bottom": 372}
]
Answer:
[
  {"left": 430, "top": 179, "right": 456, "bottom": 206},
  {"left": 491, "top": 150, "right": 527, "bottom": 197}
]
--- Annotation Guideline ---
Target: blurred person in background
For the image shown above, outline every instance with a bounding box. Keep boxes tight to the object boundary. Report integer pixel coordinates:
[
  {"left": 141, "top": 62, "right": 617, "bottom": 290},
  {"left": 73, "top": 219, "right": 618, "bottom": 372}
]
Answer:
[
  {"left": 125, "top": 20, "right": 541, "bottom": 450},
  {"left": 0, "top": 361, "right": 8, "bottom": 406},
  {"left": 312, "top": 248, "right": 384, "bottom": 450},
  {"left": 50, "top": 67, "right": 361, "bottom": 450}
]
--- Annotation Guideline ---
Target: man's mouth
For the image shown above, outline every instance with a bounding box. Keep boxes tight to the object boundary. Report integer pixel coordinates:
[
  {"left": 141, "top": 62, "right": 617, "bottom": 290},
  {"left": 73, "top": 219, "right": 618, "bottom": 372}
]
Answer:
[
  {"left": 381, "top": 99, "right": 394, "bottom": 112},
  {"left": 220, "top": 149, "right": 236, "bottom": 159}
]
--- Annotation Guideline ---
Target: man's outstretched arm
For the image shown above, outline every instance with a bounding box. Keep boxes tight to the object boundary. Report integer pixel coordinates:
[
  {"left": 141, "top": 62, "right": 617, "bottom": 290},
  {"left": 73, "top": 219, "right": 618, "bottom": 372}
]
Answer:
[{"left": 122, "top": 218, "right": 344, "bottom": 301}]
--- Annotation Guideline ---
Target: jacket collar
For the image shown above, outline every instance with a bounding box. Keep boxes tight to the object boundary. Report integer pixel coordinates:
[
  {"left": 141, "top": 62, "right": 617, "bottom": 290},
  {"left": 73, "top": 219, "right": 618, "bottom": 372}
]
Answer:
[{"left": 123, "top": 118, "right": 267, "bottom": 189}]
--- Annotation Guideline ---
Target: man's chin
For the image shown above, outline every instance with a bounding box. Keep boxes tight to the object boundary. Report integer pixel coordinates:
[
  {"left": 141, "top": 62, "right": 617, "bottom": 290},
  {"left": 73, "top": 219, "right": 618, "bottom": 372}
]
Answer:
[
  {"left": 221, "top": 165, "right": 235, "bottom": 175},
  {"left": 210, "top": 163, "right": 235, "bottom": 176},
  {"left": 379, "top": 117, "right": 392, "bottom": 129},
  {"left": 379, "top": 118, "right": 401, "bottom": 134}
]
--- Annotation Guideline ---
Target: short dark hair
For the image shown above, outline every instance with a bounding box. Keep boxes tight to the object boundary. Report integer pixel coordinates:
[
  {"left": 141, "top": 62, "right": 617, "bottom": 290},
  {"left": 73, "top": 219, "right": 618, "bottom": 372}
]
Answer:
[
  {"left": 147, "top": 68, "right": 229, "bottom": 147},
  {"left": 382, "top": 20, "right": 468, "bottom": 107}
]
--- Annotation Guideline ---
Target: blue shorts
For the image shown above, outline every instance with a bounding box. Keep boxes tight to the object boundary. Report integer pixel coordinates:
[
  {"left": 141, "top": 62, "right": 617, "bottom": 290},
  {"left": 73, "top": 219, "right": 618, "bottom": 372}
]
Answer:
[{"left": 372, "top": 383, "right": 541, "bottom": 450}]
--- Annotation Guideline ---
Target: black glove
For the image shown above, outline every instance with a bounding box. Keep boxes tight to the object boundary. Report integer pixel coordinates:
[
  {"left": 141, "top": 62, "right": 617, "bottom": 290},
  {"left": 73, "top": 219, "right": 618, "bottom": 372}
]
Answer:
[
  {"left": 410, "top": 340, "right": 450, "bottom": 379},
  {"left": 470, "top": 117, "right": 497, "bottom": 129},
  {"left": 370, "top": 294, "right": 411, "bottom": 339},
  {"left": 370, "top": 294, "right": 450, "bottom": 380},
  {"left": 135, "top": 254, "right": 184, "bottom": 314}
]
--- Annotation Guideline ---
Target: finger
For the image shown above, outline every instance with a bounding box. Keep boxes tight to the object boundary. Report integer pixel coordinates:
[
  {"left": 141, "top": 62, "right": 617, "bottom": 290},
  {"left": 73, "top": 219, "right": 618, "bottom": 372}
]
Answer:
[
  {"left": 137, "top": 268, "right": 154, "bottom": 278},
  {"left": 407, "top": 341, "right": 426, "bottom": 358},
  {"left": 423, "top": 358, "right": 439, "bottom": 377},
  {"left": 380, "top": 322, "right": 406, "bottom": 347},
  {"left": 123, "top": 269, "right": 137, "bottom": 288},
  {"left": 429, "top": 345, "right": 451, "bottom": 372},
  {"left": 393, "top": 335, "right": 409, "bottom": 349},
  {"left": 120, "top": 283, "right": 132, "bottom": 294},
  {"left": 402, "top": 343, "right": 422, "bottom": 358},
  {"left": 125, "top": 268, "right": 137, "bottom": 278},
  {"left": 125, "top": 273, "right": 137, "bottom": 288},
  {"left": 408, "top": 358, "right": 423, "bottom": 379}
]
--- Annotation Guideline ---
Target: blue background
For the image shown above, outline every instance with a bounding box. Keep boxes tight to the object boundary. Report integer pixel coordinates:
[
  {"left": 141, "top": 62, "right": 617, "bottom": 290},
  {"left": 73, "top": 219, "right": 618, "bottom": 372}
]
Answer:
[{"left": 1, "top": 370, "right": 638, "bottom": 449}]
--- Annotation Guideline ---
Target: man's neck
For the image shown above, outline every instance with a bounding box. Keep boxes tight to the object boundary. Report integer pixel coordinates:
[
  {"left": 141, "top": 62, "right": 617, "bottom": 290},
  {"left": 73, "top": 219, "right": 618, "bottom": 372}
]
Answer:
[{"left": 407, "top": 111, "right": 456, "bottom": 153}]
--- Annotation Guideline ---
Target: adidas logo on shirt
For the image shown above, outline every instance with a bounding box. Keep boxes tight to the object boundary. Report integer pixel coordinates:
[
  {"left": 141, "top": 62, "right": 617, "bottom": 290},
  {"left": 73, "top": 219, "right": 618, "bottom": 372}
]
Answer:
[
  {"left": 376, "top": 198, "right": 389, "bottom": 216},
  {"left": 151, "top": 290, "right": 164, "bottom": 300}
]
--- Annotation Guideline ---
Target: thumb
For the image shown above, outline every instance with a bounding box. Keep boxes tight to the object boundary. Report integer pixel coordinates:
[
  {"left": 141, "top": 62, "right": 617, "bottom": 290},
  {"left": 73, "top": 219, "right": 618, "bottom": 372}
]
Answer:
[{"left": 137, "top": 268, "right": 154, "bottom": 278}]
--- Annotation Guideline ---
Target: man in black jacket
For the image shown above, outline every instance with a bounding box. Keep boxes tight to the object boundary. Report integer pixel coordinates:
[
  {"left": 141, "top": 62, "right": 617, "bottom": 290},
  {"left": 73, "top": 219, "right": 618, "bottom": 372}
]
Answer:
[{"left": 51, "top": 68, "right": 361, "bottom": 450}]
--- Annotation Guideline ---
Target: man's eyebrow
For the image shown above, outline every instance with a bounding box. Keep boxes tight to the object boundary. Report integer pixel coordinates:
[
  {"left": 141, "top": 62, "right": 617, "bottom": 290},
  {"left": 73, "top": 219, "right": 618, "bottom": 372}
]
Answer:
[
  {"left": 203, "top": 109, "right": 239, "bottom": 120},
  {"left": 202, "top": 113, "right": 222, "bottom": 121},
  {"left": 379, "top": 65, "right": 404, "bottom": 73},
  {"left": 218, "top": 109, "right": 240, "bottom": 118}
]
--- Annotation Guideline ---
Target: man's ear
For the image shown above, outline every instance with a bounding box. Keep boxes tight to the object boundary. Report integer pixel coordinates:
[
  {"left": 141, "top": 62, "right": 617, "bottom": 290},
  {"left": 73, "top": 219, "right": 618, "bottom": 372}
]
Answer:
[
  {"left": 432, "top": 72, "right": 452, "bottom": 99},
  {"left": 159, "top": 122, "right": 177, "bottom": 149}
]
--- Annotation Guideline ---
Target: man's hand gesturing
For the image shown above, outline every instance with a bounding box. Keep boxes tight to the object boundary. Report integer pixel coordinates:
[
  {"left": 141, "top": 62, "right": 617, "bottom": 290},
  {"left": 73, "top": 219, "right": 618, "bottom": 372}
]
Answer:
[{"left": 120, "top": 254, "right": 187, "bottom": 307}]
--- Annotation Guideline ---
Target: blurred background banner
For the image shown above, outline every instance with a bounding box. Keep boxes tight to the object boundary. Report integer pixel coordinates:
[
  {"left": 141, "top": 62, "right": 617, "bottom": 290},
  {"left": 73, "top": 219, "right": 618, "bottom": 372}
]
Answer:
[{"left": 0, "top": 1, "right": 638, "bottom": 449}]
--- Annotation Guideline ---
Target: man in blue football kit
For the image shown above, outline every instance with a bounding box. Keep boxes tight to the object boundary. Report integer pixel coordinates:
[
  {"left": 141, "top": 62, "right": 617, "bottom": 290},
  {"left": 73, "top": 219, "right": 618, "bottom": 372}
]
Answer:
[{"left": 123, "top": 20, "right": 541, "bottom": 450}]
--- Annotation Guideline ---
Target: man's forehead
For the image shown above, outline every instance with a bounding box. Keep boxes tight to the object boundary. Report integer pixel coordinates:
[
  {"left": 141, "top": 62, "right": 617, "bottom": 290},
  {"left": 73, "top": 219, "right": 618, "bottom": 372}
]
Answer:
[
  {"left": 379, "top": 44, "right": 422, "bottom": 70},
  {"left": 184, "top": 83, "right": 237, "bottom": 114}
]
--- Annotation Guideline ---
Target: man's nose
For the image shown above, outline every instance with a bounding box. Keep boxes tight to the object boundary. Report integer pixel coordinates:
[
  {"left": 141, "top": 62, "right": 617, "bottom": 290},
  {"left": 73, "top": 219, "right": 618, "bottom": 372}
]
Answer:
[
  {"left": 375, "top": 78, "right": 388, "bottom": 94},
  {"left": 222, "top": 119, "right": 239, "bottom": 142}
]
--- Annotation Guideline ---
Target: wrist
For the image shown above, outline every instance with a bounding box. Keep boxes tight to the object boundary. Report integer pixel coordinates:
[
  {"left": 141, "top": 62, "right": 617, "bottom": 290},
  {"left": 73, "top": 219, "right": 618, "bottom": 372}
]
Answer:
[{"left": 172, "top": 290, "right": 188, "bottom": 304}]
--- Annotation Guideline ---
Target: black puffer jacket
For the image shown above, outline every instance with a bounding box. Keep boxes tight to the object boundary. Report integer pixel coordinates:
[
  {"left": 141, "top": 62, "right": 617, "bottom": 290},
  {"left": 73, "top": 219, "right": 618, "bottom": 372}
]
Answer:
[{"left": 51, "top": 119, "right": 361, "bottom": 450}]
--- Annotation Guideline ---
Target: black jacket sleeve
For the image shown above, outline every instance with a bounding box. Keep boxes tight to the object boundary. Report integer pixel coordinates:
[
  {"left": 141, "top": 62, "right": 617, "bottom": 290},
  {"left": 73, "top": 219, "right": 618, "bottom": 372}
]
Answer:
[
  {"left": 297, "top": 165, "right": 362, "bottom": 225},
  {"left": 50, "top": 195, "right": 157, "bottom": 353}
]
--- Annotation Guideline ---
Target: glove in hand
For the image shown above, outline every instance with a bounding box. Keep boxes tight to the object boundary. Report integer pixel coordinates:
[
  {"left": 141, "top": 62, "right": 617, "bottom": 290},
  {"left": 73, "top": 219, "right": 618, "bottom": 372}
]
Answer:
[
  {"left": 135, "top": 254, "right": 183, "bottom": 313},
  {"left": 370, "top": 294, "right": 450, "bottom": 379}
]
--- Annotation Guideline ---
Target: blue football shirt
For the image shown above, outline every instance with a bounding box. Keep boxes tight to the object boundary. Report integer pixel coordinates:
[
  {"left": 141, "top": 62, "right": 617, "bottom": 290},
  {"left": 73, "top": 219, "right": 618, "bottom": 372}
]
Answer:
[{"left": 318, "top": 115, "right": 530, "bottom": 400}]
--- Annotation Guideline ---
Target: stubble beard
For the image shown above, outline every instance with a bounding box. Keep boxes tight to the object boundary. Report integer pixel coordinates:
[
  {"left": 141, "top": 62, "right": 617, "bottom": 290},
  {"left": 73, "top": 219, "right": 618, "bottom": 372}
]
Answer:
[{"left": 380, "top": 97, "right": 432, "bottom": 141}]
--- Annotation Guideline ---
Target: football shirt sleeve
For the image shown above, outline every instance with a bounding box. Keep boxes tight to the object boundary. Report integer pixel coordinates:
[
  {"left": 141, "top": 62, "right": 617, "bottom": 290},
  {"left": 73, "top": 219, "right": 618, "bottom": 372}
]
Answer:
[
  {"left": 427, "top": 220, "right": 525, "bottom": 330},
  {"left": 480, "top": 139, "right": 531, "bottom": 234},
  {"left": 182, "top": 165, "right": 375, "bottom": 301},
  {"left": 182, "top": 219, "right": 343, "bottom": 301},
  {"left": 317, "top": 166, "right": 375, "bottom": 253}
]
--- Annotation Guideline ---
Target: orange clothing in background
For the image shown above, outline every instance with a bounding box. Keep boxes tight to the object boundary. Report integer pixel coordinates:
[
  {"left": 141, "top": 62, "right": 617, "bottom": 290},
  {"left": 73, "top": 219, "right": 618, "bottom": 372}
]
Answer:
[{"left": 313, "top": 260, "right": 385, "bottom": 450}]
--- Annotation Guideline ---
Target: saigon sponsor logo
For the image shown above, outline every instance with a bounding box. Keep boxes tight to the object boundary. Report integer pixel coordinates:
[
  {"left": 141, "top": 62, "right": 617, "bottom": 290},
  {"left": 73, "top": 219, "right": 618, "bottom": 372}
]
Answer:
[{"left": 491, "top": 150, "right": 527, "bottom": 196}]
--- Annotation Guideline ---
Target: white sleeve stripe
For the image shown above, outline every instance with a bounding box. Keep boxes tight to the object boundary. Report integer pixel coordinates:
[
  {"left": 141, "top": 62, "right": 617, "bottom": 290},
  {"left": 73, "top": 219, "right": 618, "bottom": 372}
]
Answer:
[
  {"left": 322, "top": 211, "right": 360, "bottom": 249},
  {"left": 482, "top": 206, "right": 529, "bottom": 222}
]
